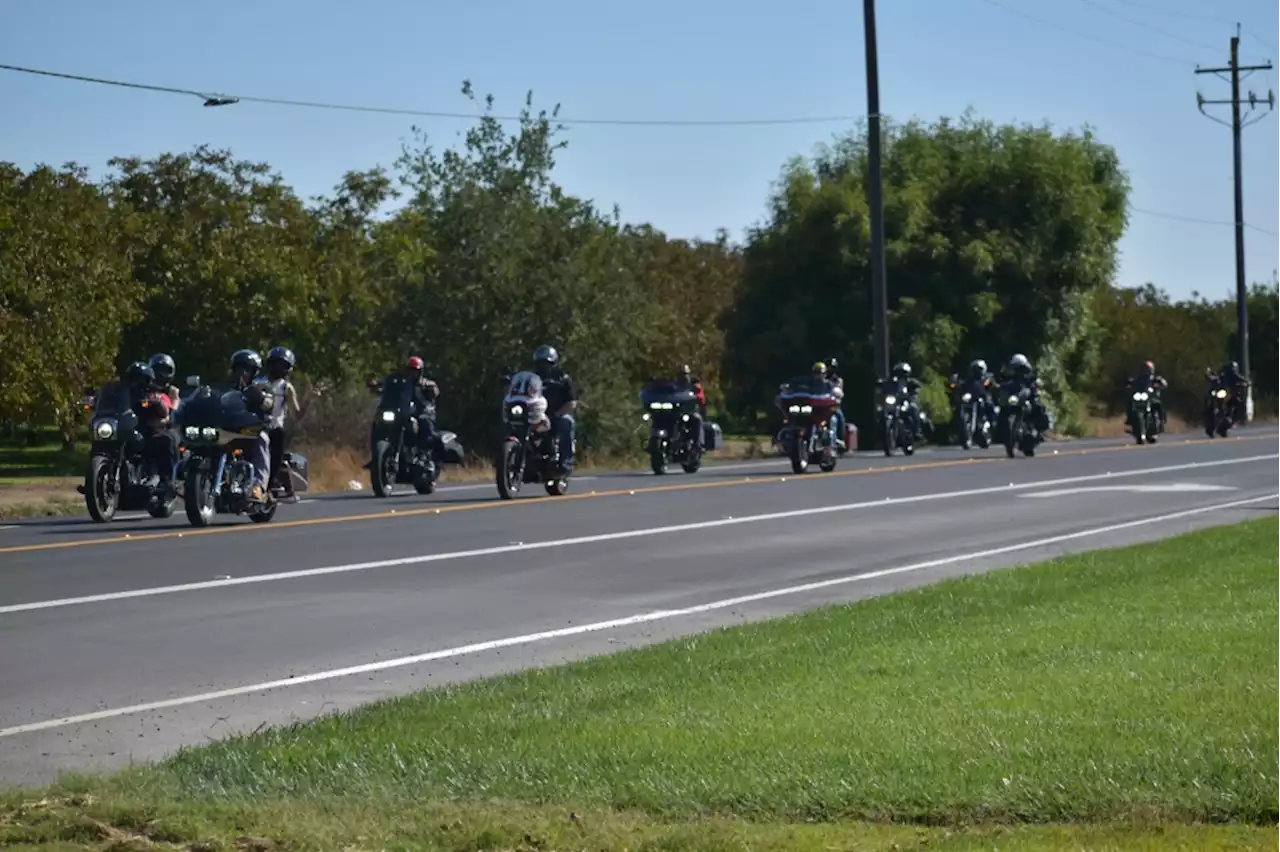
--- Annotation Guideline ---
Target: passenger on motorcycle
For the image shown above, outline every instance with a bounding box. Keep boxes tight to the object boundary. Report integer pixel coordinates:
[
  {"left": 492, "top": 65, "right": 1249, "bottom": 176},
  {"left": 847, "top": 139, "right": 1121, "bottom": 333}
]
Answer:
[
  {"left": 821, "top": 358, "right": 849, "bottom": 453},
  {"left": 1001, "top": 353, "right": 1051, "bottom": 439},
  {"left": 126, "top": 361, "right": 179, "bottom": 493},
  {"left": 148, "top": 353, "right": 183, "bottom": 413},
  {"left": 259, "top": 346, "right": 324, "bottom": 500},
  {"left": 403, "top": 355, "right": 440, "bottom": 459},
  {"left": 890, "top": 361, "right": 926, "bottom": 440},
  {"left": 533, "top": 344, "right": 578, "bottom": 474},
  {"left": 1127, "top": 360, "right": 1168, "bottom": 429},
  {"left": 674, "top": 363, "right": 707, "bottom": 450},
  {"left": 229, "top": 348, "right": 272, "bottom": 503}
]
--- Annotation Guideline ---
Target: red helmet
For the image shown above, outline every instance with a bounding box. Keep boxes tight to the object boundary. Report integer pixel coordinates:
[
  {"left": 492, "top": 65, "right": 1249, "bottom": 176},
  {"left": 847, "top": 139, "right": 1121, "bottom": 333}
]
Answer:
[{"left": 406, "top": 356, "right": 424, "bottom": 371}]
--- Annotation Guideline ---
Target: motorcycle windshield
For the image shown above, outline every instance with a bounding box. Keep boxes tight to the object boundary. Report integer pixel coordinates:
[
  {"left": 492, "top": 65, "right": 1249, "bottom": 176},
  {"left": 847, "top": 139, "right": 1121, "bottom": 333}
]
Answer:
[
  {"left": 878, "top": 380, "right": 907, "bottom": 398},
  {"left": 640, "top": 381, "right": 698, "bottom": 410},
  {"left": 1131, "top": 376, "right": 1155, "bottom": 393},
  {"left": 505, "top": 370, "right": 544, "bottom": 403},
  {"left": 378, "top": 375, "right": 413, "bottom": 412},
  {"left": 92, "top": 380, "right": 133, "bottom": 415}
]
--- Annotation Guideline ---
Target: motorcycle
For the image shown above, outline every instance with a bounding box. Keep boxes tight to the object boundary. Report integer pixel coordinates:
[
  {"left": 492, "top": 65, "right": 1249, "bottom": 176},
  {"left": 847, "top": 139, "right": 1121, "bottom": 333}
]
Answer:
[
  {"left": 1127, "top": 377, "right": 1162, "bottom": 445},
  {"left": 496, "top": 370, "right": 572, "bottom": 499},
  {"left": 876, "top": 378, "right": 916, "bottom": 457},
  {"left": 1205, "top": 382, "right": 1238, "bottom": 438},
  {"left": 177, "top": 377, "right": 307, "bottom": 527},
  {"left": 949, "top": 375, "right": 991, "bottom": 450},
  {"left": 639, "top": 380, "right": 709, "bottom": 475},
  {"left": 78, "top": 380, "right": 185, "bottom": 523},
  {"left": 775, "top": 375, "right": 842, "bottom": 474},
  {"left": 366, "top": 375, "right": 464, "bottom": 498},
  {"left": 996, "top": 383, "right": 1041, "bottom": 458}
]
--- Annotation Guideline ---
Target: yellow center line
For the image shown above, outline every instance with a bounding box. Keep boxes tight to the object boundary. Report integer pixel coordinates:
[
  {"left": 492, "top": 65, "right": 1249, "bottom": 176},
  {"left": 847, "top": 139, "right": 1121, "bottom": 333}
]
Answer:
[{"left": 0, "top": 433, "right": 1272, "bottom": 556}]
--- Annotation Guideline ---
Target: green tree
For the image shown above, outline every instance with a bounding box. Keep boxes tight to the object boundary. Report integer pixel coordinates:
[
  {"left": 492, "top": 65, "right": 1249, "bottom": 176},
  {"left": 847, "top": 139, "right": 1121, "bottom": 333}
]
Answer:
[
  {"left": 0, "top": 163, "right": 138, "bottom": 442},
  {"left": 105, "top": 146, "right": 323, "bottom": 382},
  {"left": 723, "top": 112, "right": 1129, "bottom": 438},
  {"left": 1228, "top": 278, "right": 1278, "bottom": 412}
]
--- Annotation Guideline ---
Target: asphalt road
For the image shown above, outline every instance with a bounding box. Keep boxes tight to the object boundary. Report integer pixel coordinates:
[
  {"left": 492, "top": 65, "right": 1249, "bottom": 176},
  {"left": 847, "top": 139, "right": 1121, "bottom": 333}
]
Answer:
[{"left": 0, "top": 430, "right": 1276, "bottom": 786}]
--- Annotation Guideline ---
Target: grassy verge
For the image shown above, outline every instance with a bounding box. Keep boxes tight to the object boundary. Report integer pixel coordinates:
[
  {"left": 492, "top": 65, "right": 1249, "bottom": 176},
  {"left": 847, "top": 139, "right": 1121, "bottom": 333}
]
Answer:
[{"left": 3, "top": 517, "right": 1275, "bottom": 850}]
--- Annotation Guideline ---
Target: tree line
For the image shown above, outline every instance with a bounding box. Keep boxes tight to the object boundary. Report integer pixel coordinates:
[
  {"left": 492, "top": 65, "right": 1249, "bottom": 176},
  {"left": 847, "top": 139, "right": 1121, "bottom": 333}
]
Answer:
[{"left": 1, "top": 84, "right": 1273, "bottom": 457}]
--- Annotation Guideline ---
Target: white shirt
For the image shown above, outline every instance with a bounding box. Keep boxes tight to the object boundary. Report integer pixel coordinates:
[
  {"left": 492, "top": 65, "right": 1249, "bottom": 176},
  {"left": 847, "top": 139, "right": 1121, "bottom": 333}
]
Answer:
[{"left": 258, "top": 377, "right": 291, "bottom": 429}]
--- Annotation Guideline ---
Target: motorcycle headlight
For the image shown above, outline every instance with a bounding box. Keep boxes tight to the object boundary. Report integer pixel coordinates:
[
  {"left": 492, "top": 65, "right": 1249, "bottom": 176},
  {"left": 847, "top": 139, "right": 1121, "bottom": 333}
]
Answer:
[
  {"left": 641, "top": 412, "right": 650, "bottom": 421},
  {"left": 93, "top": 419, "right": 116, "bottom": 439},
  {"left": 800, "top": 405, "right": 813, "bottom": 414},
  {"left": 1132, "top": 392, "right": 1146, "bottom": 401},
  {"left": 1215, "top": 389, "right": 1228, "bottom": 399},
  {"left": 884, "top": 395, "right": 896, "bottom": 406},
  {"left": 681, "top": 413, "right": 690, "bottom": 421},
  {"left": 202, "top": 427, "right": 218, "bottom": 440},
  {"left": 510, "top": 404, "right": 524, "bottom": 417},
  {"left": 1007, "top": 395, "right": 1018, "bottom": 406},
  {"left": 662, "top": 402, "right": 674, "bottom": 410},
  {"left": 788, "top": 404, "right": 801, "bottom": 414},
  {"left": 183, "top": 426, "right": 199, "bottom": 440},
  {"left": 961, "top": 393, "right": 972, "bottom": 402},
  {"left": 649, "top": 402, "right": 661, "bottom": 410},
  {"left": 380, "top": 410, "right": 396, "bottom": 422}
]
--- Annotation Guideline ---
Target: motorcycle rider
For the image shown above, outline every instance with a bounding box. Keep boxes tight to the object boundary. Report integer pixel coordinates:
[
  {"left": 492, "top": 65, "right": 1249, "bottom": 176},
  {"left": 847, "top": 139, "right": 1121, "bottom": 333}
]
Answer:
[
  {"left": 822, "top": 358, "right": 849, "bottom": 453},
  {"left": 1001, "top": 353, "right": 1051, "bottom": 439},
  {"left": 403, "top": 355, "right": 440, "bottom": 462},
  {"left": 1205, "top": 360, "right": 1249, "bottom": 430},
  {"left": 889, "top": 361, "right": 926, "bottom": 440},
  {"left": 1126, "top": 360, "right": 1168, "bottom": 430},
  {"left": 259, "top": 346, "right": 324, "bottom": 500},
  {"left": 674, "top": 363, "right": 707, "bottom": 450},
  {"left": 533, "top": 344, "right": 578, "bottom": 474},
  {"left": 229, "top": 349, "right": 272, "bottom": 503},
  {"left": 951, "top": 358, "right": 993, "bottom": 438},
  {"left": 148, "top": 353, "right": 183, "bottom": 413},
  {"left": 126, "top": 360, "right": 179, "bottom": 493}
]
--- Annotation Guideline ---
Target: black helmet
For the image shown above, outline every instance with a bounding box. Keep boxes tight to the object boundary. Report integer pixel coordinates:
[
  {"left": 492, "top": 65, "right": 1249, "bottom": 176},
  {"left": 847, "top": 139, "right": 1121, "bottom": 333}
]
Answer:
[
  {"left": 125, "top": 361, "right": 155, "bottom": 387},
  {"left": 148, "top": 353, "right": 176, "bottom": 383},
  {"left": 230, "top": 349, "right": 263, "bottom": 378},
  {"left": 533, "top": 344, "right": 559, "bottom": 366},
  {"left": 267, "top": 346, "right": 296, "bottom": 368}
]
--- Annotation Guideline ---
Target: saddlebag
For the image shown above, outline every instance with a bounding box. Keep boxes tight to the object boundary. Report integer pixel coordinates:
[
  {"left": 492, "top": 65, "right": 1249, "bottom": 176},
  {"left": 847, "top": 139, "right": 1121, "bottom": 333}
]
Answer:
[
  {"left": 702, "top": 421, "right": 723, "bottom": 451},
  {"left": 281, "top": 451, "right": 310, "bottom": 494},
  {"left": 438, "top": 431, "right": 466, "bottom": 465}
]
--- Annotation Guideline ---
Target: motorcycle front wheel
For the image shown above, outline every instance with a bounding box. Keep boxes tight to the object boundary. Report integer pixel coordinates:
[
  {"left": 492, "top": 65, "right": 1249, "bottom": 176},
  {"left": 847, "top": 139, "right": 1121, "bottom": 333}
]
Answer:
[
  {"left": 790, "top": 428, "right": 810, "bottom": 474},
  {"left": 85, "top": 454, "right": 119, "bottom": 523},
  {"left": 496, "top": 439, "right": 524, "bottom": 500},
  {"left": 1004, "top": 414, "right": 1018, "bottom": 459},
  {"left": 370, "top": 440, "right": 395, "bottom": 498},
  {"left": 184, "top": 465, "right": 216, "bottom": 527}
]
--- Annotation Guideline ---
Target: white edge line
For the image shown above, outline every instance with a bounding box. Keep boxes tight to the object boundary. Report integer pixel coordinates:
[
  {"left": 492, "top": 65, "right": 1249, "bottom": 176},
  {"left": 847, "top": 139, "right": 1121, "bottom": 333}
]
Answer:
[
  {"left": 1, "top": 452, "right": 1275, "bottom": 616},
  {"left": 0, "top": 491, "right": 1273, "bottom": 738}
]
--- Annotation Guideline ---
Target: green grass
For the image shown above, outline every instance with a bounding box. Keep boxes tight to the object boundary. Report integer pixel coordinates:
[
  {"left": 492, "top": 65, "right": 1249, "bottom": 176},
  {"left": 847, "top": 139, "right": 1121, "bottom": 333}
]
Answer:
[
  {"left": 2, "top": 518, "right": 1276, "bottom": 850},
  {"left": 0, "top": 441, "right": 87, "bottom": 481}
]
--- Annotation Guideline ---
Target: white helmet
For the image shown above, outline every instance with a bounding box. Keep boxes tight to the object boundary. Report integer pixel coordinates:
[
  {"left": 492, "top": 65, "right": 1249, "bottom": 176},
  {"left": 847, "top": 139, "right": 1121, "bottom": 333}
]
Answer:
[{"left": 1009, "top": 353, "right": 1031, "bottom": 371}]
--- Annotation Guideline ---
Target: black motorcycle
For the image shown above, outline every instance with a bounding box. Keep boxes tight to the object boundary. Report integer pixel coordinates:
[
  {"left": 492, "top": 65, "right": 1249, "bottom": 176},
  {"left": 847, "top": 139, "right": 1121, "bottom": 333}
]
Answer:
[
  {"left": 79, "top": 380, "right": 184, "bottom": 523},
  {"left": 877, "top": 378, "right": 916, "bottom": 457},
  {"left": 996, "top": 382, "right": 1040, "bottom": 458},
  {"left": 177, "top": 378, "right": 306, "bottom": 527},
  {"left": 949, "top": 376, "right": 991, "bottom": 450},
  {"left": 1205, "top": 378, "right": 1242, "bottom": 438},
  {"left": 496, "top": 370, "right": 571, "bottom": 499},
  {"left": 366, "top": 375, "right": 463, "bottom": 498},
  {"left": 1127, "top": 376, "right": 1162, "bottom": 445},
  {"left": 640, "top": 380, "right": 705, "bottom": 475}
]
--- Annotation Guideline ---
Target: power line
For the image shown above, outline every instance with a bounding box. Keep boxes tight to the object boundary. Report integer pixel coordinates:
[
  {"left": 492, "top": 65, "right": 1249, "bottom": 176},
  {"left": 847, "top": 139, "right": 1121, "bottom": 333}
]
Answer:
[
  {"left": 0, "top": 62, "right": 863, "bottom": 128},
  {"left": 1131, "top": 205, "right": 1279, "bottom": 237},
  {"left": 978, "top": 0, "right": 1196, "bottom": 65},
  {"left": 1071, "top": 0, "right": 1221, "bottom": 54}
]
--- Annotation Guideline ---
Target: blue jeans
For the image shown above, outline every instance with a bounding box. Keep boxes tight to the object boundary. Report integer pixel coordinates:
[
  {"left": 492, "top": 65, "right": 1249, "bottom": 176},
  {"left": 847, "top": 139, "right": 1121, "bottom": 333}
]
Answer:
[
  {"left": 552, "top": 414, "right": 576, "bottom": 467},
  {"left": 248, "top": 433, "right": 270, "bottom": 489},
  {"left": 830, "top": 409, "right": 846, "bottom": 448}
]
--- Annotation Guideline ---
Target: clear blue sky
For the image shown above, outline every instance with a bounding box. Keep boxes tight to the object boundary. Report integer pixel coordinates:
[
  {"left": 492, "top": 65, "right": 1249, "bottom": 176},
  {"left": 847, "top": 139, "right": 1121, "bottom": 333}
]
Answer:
[{"left": 3, "top": 0, "right": 1276, "bottom": 300}]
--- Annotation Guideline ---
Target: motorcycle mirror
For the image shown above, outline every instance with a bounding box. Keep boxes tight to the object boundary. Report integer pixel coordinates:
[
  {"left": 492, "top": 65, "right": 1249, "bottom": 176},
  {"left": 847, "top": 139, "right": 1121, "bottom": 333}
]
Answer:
[
  {"left": 185, "top": 375, "right": 201, "bottom": 388},
  {"left": 365, "top": 377, "right": 378, "bottom": 389}
]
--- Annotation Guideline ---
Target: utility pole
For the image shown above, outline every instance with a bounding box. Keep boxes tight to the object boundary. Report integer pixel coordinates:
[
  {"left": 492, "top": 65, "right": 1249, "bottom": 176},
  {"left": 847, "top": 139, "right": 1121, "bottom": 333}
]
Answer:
[
  {"left": 1195, "top": 26, "right": 1274, "bottom": 423},
  {"left": 862, "top": 0, "right": 890, "bottom": 380}
]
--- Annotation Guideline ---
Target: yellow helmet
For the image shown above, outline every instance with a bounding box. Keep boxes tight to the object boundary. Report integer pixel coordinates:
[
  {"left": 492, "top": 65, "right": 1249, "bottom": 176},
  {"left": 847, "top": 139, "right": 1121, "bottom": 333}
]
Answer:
[{"left": 812, "top": 360, "right": 826, "bottom": 374}]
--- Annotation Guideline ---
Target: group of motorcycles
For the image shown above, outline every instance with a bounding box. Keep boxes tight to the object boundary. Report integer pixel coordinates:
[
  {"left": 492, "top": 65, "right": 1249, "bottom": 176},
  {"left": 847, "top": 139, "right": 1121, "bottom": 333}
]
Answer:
[
  {"left": 80, "top": 373, "right": 310, "bottom": 527},
  {"left": 77, "top": 356, "right": 1253, "bottom": 526}
]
